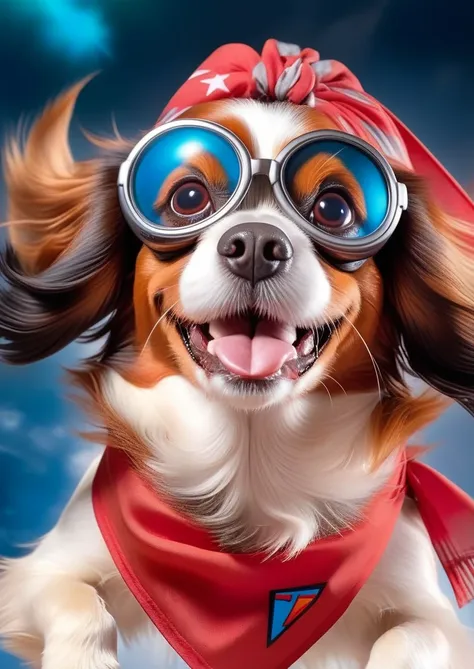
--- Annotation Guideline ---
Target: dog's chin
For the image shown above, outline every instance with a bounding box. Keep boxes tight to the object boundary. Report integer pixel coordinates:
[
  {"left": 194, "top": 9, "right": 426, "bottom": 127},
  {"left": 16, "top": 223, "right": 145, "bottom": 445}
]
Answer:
[
  {"left": 174, "top": 309, "right": 342, "bottom": 410},
  {"left": 195, "top": 369, "right": 297, "bottom": 410}
]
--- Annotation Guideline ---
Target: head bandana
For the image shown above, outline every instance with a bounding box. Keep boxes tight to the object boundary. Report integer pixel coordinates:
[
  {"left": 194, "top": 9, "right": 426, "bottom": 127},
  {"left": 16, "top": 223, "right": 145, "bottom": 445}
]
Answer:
[{"left": 158, "top": 38, "right": 474, "bottom": 224}]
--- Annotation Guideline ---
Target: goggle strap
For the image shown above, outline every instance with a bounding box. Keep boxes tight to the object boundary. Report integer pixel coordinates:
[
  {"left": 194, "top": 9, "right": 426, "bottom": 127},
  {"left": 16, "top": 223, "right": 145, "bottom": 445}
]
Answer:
[
  {"left": 153, "top": 243, "right": 197, "bottom": 263},
  {"left": 316, "top": 247, "right": 367, "bottom": 273}
]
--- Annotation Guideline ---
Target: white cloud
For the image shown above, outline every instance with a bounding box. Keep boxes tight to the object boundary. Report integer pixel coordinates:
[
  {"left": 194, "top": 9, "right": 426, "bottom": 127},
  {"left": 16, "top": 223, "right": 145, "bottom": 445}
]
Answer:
[
  {"left": 68, "top": 338, "right": 104, "bottom": 361},
  {"left": 0, "top": 408, "right": 23, "bottom": 431},
  {"left": 0, "top": 443, "right": 25, "bottom": 461},
  {"left": 51, "top": 425, "right": 67, "bottom": 439},
  {"left": 26, "top": 424, "right": 104, "bottom": 480},
  {"left": 68, "top": 442, "right": 103, "bottom": 479},
  {"left": 18, "top": 415, "right": 103, "bottom": 479},
  {"left": 119, "top": 634, "right": 188, "bottom": 669},
  {"left": 28, "top": 425, "right": 66, "bottom": 452}
]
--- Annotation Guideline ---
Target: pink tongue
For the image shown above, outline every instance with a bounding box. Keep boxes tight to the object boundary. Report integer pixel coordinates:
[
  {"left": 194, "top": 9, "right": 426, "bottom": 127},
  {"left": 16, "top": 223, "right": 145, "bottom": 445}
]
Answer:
[{"left": 207, "top": 317, "right": 296, "bottom": 379}]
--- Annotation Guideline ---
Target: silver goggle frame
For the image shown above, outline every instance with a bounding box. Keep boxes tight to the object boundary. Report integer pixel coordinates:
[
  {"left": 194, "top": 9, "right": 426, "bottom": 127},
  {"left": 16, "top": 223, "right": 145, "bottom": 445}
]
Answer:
[{"left": 118, "top": 119, "right": 408, "bottom": 262}]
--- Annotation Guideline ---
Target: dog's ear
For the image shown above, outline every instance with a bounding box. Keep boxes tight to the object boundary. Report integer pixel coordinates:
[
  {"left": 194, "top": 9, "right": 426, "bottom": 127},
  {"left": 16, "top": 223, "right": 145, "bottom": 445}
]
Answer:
[
  {"left": 0, "top": 78, "right": 139, "bottom": 364},
  {"left": 376, "top": 171, "right": 474, "bottom": 416}
]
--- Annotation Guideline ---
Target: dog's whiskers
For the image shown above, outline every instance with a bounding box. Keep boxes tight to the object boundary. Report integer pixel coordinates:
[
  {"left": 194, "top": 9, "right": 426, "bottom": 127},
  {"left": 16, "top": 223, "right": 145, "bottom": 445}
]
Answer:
[
  {"left": 341, "top": 314, "right": 383, "bottom": 401},
  {"left": 324, "top": 374, "right": 347, "bottom": 396},
  {"left": 327, "top": 315, "right": 343, "bottom": 344},
  {"left": 140, "top": 300, "right": 179, "bottom": 355},
  {"left": 158, "top": 284, "right": 180, "bottom": 293},
  {"left": 319, "top": 379, "right": 334, "bottom": 407}
]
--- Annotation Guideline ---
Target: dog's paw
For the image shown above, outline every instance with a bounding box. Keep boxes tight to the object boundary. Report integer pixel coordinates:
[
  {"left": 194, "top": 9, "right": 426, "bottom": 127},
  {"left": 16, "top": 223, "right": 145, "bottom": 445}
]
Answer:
[
  {"left": 365, "top": 623, "right": 450, "bottom": 669},
  {"left": 40, "top": 604, "right": 120, "bottom": 669},
  {"left": 41, "top": 642, "right": 120, "bottom": 669}
]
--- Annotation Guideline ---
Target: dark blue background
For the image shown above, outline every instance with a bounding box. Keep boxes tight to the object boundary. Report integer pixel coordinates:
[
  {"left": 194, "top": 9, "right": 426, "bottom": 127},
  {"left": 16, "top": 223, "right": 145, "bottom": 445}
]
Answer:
[{"left": 1, "top": 1, "right": 473, "bottom": 666}]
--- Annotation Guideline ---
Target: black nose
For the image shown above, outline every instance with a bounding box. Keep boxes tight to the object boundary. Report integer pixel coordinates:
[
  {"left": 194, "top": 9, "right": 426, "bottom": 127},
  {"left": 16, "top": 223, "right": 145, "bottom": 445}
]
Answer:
[{"left": 217, "top": 223, "right": 293, "bottom": 285}]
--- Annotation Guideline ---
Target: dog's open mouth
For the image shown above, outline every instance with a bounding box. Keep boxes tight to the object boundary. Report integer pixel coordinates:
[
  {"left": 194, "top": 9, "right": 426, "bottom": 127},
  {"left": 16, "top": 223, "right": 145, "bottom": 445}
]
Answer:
[{"left": 176, "top": 311, "right": 342, "bottom": 381}]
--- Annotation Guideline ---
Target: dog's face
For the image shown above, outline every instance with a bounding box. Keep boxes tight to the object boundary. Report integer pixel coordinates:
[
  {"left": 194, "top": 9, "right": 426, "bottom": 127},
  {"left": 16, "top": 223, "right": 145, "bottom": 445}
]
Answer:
[
  {"left": 131, "top": 100, "right": 387, "bottom": 411},
  {"left": 1, "top": 82, "right": 474, "bottom": 463}
]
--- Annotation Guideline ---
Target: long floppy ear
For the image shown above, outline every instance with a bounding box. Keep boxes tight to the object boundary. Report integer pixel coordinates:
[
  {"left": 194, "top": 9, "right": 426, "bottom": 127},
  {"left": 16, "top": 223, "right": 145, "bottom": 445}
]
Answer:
[
  {"left": 0, "top": 78, "right": 139, "bottom": 364},
  {"left": 376, "top": 171, "right": 474, "bottom": 416}
]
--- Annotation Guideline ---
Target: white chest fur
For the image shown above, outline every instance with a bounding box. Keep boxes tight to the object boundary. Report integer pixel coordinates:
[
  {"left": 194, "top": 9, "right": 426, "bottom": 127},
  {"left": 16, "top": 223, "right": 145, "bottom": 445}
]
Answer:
[
  {"left": 1, "top": 373, "right": 471, "bottom": 669},
  {"left": 102, "top": 372, "right": 392, "bottom": 555}
]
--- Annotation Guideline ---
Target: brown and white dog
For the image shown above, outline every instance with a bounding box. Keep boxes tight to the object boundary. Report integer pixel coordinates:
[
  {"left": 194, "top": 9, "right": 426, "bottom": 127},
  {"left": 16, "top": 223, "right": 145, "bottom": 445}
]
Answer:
[{"left": 1, "top": 53, "right": 474, "bottom": 669}]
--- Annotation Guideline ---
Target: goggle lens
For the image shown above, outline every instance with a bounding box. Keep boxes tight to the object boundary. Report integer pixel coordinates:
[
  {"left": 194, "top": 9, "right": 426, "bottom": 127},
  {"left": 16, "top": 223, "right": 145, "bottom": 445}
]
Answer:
[
  {"left": 130, "top": 126, "right": 242, "bottom": 227},
  {"left": 283, "top": 139, "right": 390, "bottom": 239}
]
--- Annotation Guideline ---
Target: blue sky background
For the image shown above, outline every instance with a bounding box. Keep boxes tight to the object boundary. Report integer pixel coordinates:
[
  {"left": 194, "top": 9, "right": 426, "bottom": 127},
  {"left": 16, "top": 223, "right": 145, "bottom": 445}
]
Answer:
[{"left": 0, "top": 1, "right": 473, "bottom": 667}]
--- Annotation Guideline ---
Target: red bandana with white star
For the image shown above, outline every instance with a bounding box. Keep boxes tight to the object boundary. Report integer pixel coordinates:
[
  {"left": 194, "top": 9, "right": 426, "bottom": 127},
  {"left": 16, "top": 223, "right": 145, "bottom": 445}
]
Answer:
[
  {"left": 92, "top": 446, "right": 474, "bottom": 669},
  {"left": 157, "top": 38, "right": 474, "bottom": 227}
]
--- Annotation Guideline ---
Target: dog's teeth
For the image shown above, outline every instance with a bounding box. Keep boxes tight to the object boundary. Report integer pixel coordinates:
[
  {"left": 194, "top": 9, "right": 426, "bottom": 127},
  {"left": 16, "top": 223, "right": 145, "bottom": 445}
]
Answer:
[
  {"left": 278, "top": 324, "right": 297, "bottom": 344},
  {"left": 209, "top": 321, "right": 227, "bottom": 339},
  {"left": 189, "top": 325, "right": 208, "bottom": 352},
  {"left": 209, "top": 318, "right": 295, "bottom": 342},
  {"left": 297, "top": 331, "right": 315, "bottom": 357}
]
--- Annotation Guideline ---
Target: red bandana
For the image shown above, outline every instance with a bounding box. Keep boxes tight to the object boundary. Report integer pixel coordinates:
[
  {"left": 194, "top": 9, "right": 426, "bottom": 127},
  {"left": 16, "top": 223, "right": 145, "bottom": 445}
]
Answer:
[
  {"left": 92, "top": 447, "right": 474, "bottom": 669},
  {"left": 157, "top": 38, "right": 474, "bottom": 227}
]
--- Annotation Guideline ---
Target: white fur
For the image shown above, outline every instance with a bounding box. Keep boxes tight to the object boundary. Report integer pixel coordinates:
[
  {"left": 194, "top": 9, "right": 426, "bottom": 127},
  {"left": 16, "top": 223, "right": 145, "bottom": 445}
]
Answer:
[
  {"left": 179, "top": 101, "right": 355, "bottom": 408},
  {"left": 225, "top": 99, "right": 312, "bottom": 158},
  {"left": 103, "top": 374, "right": 391, "bottom": 554},
  {"left": 180, "top": 200, "right": 333, "bottom": 409},
  {"left": 1, "top": 382, "right": 472, "bottom": 668},
  {"left": 1, "top": 100, "right": 472, "bottom": 668},
  {"left": 180, "top": 205, "right": 331, "bottom": 329}
]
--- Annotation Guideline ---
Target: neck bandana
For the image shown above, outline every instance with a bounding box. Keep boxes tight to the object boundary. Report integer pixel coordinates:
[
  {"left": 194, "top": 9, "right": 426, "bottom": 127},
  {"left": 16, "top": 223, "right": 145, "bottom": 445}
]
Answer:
[{"left": 92, "top": 447, "right": 474, "bottom": 669}]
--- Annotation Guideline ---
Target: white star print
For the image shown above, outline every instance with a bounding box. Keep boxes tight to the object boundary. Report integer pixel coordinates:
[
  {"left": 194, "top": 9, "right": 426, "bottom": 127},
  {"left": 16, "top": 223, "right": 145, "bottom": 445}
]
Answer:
[
  {"left": 189, "top": 69, "right": 210, "bottom": 80},
  {"left": 200, "top": 73, "right": 230, "bottom": 96}
]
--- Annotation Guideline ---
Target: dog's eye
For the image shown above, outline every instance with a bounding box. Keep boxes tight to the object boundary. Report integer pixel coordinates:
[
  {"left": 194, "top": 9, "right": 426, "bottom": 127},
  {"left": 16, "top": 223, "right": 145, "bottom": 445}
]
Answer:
[
  {"left": 309, "top": 191, "right": 354, "bottom": 231},
  {"left": 170, "top": 182, "right": 211, "bottom": 217}
]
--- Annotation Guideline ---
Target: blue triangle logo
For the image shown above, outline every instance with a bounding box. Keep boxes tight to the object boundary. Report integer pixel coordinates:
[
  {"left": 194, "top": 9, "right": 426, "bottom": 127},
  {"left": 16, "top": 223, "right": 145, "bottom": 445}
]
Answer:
[{"left": 267, "top": 583, "right": 325, "bottom": 646}]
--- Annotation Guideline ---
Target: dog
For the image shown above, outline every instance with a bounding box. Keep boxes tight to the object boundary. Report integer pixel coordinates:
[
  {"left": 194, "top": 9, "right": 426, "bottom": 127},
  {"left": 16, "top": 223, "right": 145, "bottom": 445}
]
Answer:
[{"left": 1, "top": 39, "right": 474, "bottom": 669}]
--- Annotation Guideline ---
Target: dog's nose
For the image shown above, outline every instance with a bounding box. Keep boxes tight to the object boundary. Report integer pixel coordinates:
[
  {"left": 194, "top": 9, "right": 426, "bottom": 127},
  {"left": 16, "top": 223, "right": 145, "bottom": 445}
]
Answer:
[{"left": 217, "top": 223, "right": 293, "bottom": 285}]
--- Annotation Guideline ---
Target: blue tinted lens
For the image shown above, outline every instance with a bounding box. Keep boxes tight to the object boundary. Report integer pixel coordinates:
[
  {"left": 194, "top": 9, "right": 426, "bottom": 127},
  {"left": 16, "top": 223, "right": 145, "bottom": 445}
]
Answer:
[
  {"left": 130, "top": 127, "right": 242, "bottom": 225},
  {"left": 284, "top": 140, "right": 389, "bottom": 238}
]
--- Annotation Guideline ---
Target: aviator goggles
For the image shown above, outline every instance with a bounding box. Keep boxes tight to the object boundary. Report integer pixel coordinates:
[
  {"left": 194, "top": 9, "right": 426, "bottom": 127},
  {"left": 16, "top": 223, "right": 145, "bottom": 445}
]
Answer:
[{"left": 118, "top": 119, "right": 408, "bottom": 270}]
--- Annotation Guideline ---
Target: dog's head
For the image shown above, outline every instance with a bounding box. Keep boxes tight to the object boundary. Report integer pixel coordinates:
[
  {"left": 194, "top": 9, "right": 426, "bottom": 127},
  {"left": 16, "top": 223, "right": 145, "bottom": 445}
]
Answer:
[
  {"left": 1, "top": 78, "right": 473, "bottom": 465},
  {"left": 118, "top": 98, "right": 407, "bottom": 413}
]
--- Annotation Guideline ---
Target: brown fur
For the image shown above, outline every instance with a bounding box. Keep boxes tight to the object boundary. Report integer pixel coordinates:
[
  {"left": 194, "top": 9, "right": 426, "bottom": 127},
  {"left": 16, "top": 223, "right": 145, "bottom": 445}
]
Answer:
[
  {"left": 179, "top": 103, "right": 257, "bottom": 153},
  {"left": 154, "top": 154, "right": 226, "bottom": 212},
  {"left": 291, "top": 154, "right": 367, "bottom": 219},
  {"left": 179, "top": 100, "right": 339, "bottom": 155},
  {"left": 1, "top": 81, "right": 473, "bottom": 475},
  {"left": 3, "top": 77, "right": 97, "bottom": 275}
]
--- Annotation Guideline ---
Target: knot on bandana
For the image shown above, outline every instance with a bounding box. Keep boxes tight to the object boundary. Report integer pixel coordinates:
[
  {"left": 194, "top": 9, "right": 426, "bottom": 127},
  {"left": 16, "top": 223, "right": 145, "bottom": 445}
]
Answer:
[
  {"left": 250, "top": 40, "right": 322, "bottom": 103},
  {"left": 156, "top": 38, "right": 474, "bottom": 223},
  {"left": 249, "top": 39, "right": 363, "bottom": 107}
]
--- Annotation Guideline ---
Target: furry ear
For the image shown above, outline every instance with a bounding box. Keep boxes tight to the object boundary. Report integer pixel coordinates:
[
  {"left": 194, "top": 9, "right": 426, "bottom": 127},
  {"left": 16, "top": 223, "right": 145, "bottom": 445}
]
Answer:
[
  {"left": 0, "top": 78, "right": 139, "bottom": 364},
  {"left": 376, "top": 171, "right": 474, "bottom": 416}
]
